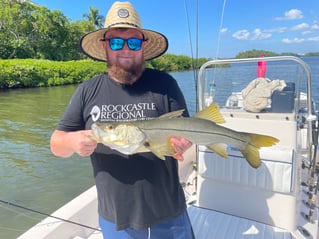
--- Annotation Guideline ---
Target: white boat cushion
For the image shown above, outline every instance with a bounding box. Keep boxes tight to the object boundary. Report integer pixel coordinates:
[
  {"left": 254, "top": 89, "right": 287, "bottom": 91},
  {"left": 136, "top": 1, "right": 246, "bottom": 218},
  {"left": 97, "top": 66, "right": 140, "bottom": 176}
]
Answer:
[
  {"left": 188, "top": 205, "right": 292, "bottom": 239},
  {"left": 198, "top": 146, "right": 294, "bottom": 193}
]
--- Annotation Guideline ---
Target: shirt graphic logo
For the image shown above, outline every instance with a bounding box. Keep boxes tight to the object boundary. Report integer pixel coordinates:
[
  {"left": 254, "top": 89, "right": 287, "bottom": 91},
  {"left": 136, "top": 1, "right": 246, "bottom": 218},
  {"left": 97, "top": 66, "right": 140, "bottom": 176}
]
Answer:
[
  {"left": 90, "top": 103, "right": 157, "bottom": 122},
  {"left": 90, "top": 105, "right": 101, "bottom": 122}
]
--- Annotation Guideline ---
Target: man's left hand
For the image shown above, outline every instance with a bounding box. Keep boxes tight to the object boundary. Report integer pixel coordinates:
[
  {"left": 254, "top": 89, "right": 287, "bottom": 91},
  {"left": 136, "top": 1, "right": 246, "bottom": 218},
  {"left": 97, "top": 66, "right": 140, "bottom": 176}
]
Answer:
[{"left": 169, "top": 137, "right": 193, "bottom": 161}]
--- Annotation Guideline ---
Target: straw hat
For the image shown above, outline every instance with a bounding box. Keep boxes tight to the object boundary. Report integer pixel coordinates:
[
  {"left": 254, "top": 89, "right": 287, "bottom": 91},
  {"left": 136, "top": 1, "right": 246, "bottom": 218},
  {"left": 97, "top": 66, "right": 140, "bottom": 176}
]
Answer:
[{"left": 80, "top": 1, "right": 168, "bottom": 62}]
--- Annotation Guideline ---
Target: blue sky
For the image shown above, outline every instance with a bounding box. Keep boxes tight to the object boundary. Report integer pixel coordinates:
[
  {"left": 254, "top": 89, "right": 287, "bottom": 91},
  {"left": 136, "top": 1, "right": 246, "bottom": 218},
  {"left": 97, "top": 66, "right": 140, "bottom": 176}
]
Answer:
[{"left": 33, "top": 0, "right": 319, "bottom": 58}]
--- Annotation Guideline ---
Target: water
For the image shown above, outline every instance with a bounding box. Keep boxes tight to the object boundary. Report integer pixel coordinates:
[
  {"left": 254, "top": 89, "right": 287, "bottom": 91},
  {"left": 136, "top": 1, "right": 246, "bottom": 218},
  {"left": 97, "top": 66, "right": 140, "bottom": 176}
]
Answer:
[
  {"left": 0, "top": 57, "right": 318, "bottom": 238},
  {"left": 0, "top": 86, "right": 95, "bottom": 238}
]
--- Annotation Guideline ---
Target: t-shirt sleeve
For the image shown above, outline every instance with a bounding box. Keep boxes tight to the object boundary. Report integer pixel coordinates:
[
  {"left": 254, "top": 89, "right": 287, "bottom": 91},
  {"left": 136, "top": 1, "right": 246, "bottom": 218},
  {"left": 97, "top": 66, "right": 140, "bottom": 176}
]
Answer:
[{"left": 56, "top": 84, "right": 85, "bottom": 132}]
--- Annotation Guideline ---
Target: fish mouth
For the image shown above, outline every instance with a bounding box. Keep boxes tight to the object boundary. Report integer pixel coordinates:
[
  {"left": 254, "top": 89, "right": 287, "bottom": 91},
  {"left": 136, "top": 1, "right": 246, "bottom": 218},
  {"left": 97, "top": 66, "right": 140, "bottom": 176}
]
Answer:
[
  {"left": 91, "top": 123, "right": 124, "bottom": 143},
  {"left": 91, "top": 123, "right": 109, "bottom": 142},
  {"left": 91, "top": 123, "right": 146, "bottom": 154}
]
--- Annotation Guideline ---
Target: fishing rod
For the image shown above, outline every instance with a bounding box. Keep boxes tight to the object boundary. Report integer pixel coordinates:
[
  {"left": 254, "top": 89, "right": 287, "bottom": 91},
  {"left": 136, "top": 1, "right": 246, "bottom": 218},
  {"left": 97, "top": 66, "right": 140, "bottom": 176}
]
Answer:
[
  {"left": 184, "top": 0, "right": 198, "bottom": 108},
  {"left": 0, "top": 198, "right": 101, "bottom": 232},
  {"left": 202, "top": 0, "right": 227, "bottom": 110},
  {"left": 304, "top": 110, "right": 319, "bottom": 222}
]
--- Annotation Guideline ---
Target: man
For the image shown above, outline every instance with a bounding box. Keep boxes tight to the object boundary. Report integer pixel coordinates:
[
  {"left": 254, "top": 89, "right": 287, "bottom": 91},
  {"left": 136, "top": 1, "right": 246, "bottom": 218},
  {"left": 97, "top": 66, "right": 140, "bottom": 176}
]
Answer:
[{"left": 50, "top": 1, "right": 195, "bottom": 238}]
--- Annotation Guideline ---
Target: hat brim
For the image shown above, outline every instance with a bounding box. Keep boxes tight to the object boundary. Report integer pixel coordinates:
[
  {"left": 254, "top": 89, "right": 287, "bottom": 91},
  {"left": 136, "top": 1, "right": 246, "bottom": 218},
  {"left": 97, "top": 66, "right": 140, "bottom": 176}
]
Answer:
[{"left": 80, "top": 28, "right": 168, "bottom": 62}]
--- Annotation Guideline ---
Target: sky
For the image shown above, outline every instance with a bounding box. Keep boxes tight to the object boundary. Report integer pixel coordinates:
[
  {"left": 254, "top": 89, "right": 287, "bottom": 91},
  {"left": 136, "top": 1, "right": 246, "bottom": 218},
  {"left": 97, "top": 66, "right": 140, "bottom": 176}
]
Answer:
[{"left": 33, "top": 0, "right": 319, "bottom": 58}]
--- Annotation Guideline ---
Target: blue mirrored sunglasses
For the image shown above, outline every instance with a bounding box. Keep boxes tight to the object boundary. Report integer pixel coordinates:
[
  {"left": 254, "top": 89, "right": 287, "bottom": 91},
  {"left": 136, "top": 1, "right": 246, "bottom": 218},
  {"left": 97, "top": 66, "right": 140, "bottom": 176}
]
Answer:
[{"left": 103, "top": 37, "right": 145, "bottom": 51}]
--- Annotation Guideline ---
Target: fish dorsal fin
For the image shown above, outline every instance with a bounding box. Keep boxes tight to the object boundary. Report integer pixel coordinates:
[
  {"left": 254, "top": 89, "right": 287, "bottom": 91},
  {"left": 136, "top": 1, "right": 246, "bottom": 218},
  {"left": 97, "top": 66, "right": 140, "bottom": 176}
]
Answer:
[
  {"left": 159, "top": 109, "right": 185, "bottom": 119},
  {"left": 194, "top": 103, "right": 225, "bottom": 124}
]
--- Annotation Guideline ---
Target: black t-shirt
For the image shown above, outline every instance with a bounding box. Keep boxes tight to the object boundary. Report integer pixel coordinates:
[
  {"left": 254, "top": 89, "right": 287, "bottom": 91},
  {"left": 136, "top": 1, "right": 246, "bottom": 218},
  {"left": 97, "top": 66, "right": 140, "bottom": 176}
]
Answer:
[{"left": 57, "top": 68, "right": 189, "bottom": 230}]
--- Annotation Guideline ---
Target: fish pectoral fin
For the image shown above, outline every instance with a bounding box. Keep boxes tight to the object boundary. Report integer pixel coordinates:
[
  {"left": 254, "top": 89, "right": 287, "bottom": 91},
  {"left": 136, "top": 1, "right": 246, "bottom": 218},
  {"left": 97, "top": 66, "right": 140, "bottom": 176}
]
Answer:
[
  {"left": 207, "top": 143, "right": 228, "bottom": 158},
  {"left": 147, "top": 142, "right": 176, "bottom": 160},
  {"left": 194, "top": 103, "right": 225, "bottom": 124},
  {"left": 152, "top": 151, "right": 166, "bottom": 160},
  {"left": 149, "top": 146, "right": 169, "bottom": 160}
]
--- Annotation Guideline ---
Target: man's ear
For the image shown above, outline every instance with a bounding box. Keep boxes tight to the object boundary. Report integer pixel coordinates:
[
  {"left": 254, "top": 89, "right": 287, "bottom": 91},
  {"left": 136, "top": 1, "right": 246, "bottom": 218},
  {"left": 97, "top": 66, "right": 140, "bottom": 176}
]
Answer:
[{"left": 101, "top": 41, "right": 108, "bottom": 50}]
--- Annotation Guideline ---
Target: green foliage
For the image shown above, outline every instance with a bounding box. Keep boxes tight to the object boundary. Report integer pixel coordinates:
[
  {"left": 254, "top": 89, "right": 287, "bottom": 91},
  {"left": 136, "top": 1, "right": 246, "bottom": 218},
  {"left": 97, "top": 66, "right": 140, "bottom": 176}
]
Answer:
[
  {"left": 147, "top": 54, "right": 208, "bottom": 71},
  {"left": 0, "top": 0, "right": 90, "bottom": 60},
  {"left": 235, "top": 49, "right": 278, "bottom": 58},
  {"left": 0, "top": 59, "right": 105, "bottom": 88},
  {"left": 235, "top": 49, "right": 317, "bottom": 58},
  {"left": 83, "top": 6, "right": 104, "bottom": 29},
  {"left": 0, "top": 55, "right": 209, "bottom": 89},
  {"left": 279, "top": 52, "right": 300, "bottom": 57},
  {"left": 305, "top": 52, "right": 319, "bottom": 57}
]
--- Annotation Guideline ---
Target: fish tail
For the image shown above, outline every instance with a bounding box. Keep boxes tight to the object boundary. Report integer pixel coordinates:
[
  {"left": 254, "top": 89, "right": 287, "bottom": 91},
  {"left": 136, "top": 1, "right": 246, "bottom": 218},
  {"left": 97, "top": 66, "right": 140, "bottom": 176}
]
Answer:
[
  {"left": 249, "top": 134, "right": 279, "bottom": 147},
  {"left": 240, "top": 134, "right": 279, "bottom": 168}
]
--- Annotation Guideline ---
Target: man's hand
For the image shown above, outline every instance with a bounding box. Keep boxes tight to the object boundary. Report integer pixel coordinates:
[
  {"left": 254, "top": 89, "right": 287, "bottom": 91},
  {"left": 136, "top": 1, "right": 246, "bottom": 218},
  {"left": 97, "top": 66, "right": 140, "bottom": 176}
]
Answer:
[
  {"left": 169, "top": 137, "right": 193, "bottom": 161},
  {"left": 50, "top": 130, "right": 98, "bottom": 158},
  {"left": 71, "top": 130, "right": 98, "bottom": 157}
]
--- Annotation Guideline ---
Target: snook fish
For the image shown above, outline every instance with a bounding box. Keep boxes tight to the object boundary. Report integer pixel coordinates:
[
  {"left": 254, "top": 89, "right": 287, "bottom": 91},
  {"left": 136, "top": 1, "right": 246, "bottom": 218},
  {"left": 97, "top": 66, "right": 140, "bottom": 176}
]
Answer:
[{"left": 91, "top": 103, "right": 279, "bottom": 168}]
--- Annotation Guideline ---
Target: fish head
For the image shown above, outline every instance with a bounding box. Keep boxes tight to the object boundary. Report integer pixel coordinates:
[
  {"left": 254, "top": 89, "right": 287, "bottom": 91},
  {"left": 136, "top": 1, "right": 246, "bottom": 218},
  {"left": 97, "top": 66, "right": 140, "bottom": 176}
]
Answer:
[{"left": 91, "top": 122, "right": 146, "bottom": 154}]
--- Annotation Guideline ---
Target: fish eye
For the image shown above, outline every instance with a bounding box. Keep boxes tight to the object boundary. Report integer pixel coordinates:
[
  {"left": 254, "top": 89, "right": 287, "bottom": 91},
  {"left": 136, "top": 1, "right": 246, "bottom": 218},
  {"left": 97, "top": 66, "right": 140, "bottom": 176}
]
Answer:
[
  {"left": 144, "top": 141, "right": 150, "bottom": 147},
  {"left": 108, "top": 125, "right": 114, "bottom": 130}
]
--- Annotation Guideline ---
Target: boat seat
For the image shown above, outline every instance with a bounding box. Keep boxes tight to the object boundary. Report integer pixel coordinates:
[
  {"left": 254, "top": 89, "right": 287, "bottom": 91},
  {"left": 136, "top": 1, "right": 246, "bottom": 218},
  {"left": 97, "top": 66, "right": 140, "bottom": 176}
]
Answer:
[
  {"left": 187, "top": 205, "right": 292, "bottom": 239},
  {"left": 196, "top": 144, "right": 297, "bottom": 232},
  {"left": 198, "top": 146, "right": 295, "bottom": 193}
]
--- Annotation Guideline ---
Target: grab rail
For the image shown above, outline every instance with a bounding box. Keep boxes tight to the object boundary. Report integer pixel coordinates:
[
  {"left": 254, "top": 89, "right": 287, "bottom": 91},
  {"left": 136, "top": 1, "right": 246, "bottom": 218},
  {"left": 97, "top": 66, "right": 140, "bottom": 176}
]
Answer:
[{"left": 197, "top": 56, "right": 314, "bottom": 146}]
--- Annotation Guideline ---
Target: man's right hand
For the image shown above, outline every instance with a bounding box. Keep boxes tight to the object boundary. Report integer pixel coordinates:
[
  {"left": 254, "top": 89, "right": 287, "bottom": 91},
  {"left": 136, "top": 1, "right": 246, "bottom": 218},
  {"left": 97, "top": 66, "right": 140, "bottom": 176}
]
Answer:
[{"left": 50, "top": 130, "right": 97, "bottom": 158}]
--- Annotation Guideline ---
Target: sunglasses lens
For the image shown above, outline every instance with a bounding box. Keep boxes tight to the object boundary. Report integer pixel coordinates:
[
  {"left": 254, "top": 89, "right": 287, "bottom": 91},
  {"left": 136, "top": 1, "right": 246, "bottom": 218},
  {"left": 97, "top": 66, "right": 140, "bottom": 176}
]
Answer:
[
  {"left": 127, "top": 38, "right": 142, "bottom": 51},
  {"left": 108, "top": 38, "right": 143, "bottom": 51},
  {"left": 109, "top": 38, "right": 125, "bottom": 51}
]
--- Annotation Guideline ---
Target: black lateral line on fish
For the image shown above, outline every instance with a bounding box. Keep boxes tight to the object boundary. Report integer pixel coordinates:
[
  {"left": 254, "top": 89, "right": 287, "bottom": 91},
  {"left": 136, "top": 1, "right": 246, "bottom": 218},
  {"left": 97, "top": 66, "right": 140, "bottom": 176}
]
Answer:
[{"left": 146, "top": 127, "right": 250, "bottom": 145}]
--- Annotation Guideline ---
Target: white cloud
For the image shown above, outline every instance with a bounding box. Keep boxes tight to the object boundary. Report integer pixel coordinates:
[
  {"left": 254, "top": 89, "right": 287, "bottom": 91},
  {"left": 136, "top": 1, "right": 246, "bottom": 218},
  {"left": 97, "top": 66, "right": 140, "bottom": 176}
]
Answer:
[
  {"left": 282, "top": 36, "right": 319, "bottom": 43},
  {"left": 220, "top": 28, "right": 228, "bottom": 33},
  {"left": 265, "top": 27, "right": 287, "bottom": 33},
  {"left": 302, "top": 31, "right": 312, "bottom": 35},
  {"left": 291, "top": 23, "right": 309, "bottom": 31},
  {"left": 275, "top": 9, "right": 303, "bottom": 20},
  {"left": 282, "top": 38, "right": 305, "bottom": 43},
  {"left": 231, "top": 10, "right": 316, "bottom": 43},
  {"left": 251, "top": 28, "right": 272, "bottom": 40},
  {"left": 232, "top": 30, "right": 250, "bottom": 40},
  {"left": 308, "top": 36, "right": 319, "bottom": 42},
  {"left": 232, "top": 29, "right": 271, "bottom": 40},
  {"left": 311, "top": 23, "right": 319, "bottom": 30}
]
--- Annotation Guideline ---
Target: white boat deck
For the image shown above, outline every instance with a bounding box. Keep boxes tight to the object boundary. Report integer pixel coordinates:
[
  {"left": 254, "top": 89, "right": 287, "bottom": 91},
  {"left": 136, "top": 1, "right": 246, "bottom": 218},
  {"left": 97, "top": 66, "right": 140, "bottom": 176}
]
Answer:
[
  {"left": 188, "top": 205, "right": 292, "bottom": 239},
  {"left": 80, "top": 205, "right": 293, "bottom": 239}
]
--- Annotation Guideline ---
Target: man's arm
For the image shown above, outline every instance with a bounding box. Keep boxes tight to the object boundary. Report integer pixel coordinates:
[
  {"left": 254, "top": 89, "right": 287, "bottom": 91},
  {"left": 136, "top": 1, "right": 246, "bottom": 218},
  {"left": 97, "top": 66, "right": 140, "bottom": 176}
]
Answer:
[{"left": 50, "top": 129, "right": 97, "bottom": 158}]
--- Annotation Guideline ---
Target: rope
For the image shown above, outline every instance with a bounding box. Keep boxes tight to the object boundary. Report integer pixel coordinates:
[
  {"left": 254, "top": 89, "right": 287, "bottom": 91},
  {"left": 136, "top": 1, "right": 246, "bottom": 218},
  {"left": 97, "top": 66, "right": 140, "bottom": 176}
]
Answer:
[{"left": 0, "top": 199, "right": 101, "bottom": 232}]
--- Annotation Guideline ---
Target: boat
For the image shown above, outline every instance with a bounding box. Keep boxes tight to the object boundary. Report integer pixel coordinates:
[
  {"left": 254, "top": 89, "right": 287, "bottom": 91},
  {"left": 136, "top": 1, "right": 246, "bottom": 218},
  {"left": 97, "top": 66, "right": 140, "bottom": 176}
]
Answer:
[{"left": 17, "top": 56, "right": 319, "bottom": 239}]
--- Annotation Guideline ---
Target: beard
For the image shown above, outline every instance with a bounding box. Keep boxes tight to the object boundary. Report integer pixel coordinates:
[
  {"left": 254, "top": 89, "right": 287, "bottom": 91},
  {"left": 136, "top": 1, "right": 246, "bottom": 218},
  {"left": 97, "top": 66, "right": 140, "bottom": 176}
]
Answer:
[{"left": 108, "top": 59, "right": 145, "bottom": 85}]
